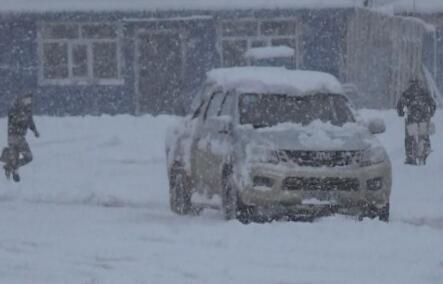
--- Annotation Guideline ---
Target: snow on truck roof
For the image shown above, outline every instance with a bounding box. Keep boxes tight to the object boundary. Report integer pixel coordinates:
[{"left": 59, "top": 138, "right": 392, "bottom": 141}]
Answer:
[
  {"left": 0, "top": 0, "right": 363, "bottom": 13},
  {"left": 244, "top": 46, "right": 295, "bottom": 60},
  {"left": 206, "top": 67, "right": 344, "bottom": 96}
]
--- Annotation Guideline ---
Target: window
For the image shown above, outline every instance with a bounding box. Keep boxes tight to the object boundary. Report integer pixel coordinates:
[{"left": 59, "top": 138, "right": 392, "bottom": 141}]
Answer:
[
  {"left": 261, "top": 20, "right": 296, "bottom": 36},
  {"left": 220, "top": 94, "right": 234, "bottom": 116},
  {"left": 222, "top": 40, "right": 248, "bottom": 67},
  {"left": 205, "top": 92, "right": 225, "bottom": 119},
  {"left": 219, "top": 18, "right": 301, "bottom": 69},
  {"left": 250, "top": 40, "right": 267, "bottom": 48},
  {"left": 39, "top": 23, "right": 122, "bottom": 85},
  {"left": 72, "top": 44, "right": 88, "bottom": 77},
  {"left": 93, "top": 42, "right": 118, "bottom": 79},
  {"left": 42, "top": 24, "right": 78, "bottom": 39},
  {"left": 332, "top": 96, "right": 355, "bottom": 125},
  {"left": 192, "top": 100, "right": 205, "bottom": 119},
  {"left": 221, "top": 21, "right": 257, "bottom": 37},
  {"left": 42, "top": 42, "right": 68, "bottom": 79},
  {"left": 82, "top": 24, "right": 118, "bottom": 39},
  {"left": 239, "top": 93, "right": 354, "bottom": 127},
  {"left": 271, "top": 38, "right": 297, "bottom": 51}
]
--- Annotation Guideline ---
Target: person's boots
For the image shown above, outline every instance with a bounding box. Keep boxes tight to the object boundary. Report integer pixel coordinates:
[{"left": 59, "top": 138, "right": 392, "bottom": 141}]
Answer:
[
  {"left": 12, "top": 169, "right": 20, "bottom": 182},
  {"left": 404, "top": 157, "right": 416, "bottom": 165},
  {"left": 3, "top": 164, "right": 11, "bottom": 179}
]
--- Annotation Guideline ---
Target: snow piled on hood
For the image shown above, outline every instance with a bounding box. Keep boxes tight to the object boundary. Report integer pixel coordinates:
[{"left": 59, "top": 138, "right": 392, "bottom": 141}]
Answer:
[
  {"left": 298, "top": 129, "right": 345, "bottom": 149},
  {"left": 207, "top": 67, "right": 344, "bottom": 95},
  {"left": 255, "top": 120, "right": 368, "bottom": 149},
  {"left": 256, "top": 120, "right": 365, "bottom": 134}
]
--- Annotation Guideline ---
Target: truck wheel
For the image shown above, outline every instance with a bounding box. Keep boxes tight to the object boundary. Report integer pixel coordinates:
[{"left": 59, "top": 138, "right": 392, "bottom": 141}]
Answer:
[
  {"left": 378, "top": 203, "right": 390, "bottom": 222},
  {"left": 222, "top": 175, "right": 238, "bottom": 220},
  {"left": 169, "top": 163, "right": 192, "bottom": 215},
  {"left": 222, "top": 165, "right": 241, "bottom": 220}
]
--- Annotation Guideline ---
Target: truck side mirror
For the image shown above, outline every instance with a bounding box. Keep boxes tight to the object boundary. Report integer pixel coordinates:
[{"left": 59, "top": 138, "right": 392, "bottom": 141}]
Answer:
[
  {"left": 368, "top": 118, "right": 386, "bottom": 134},
  {"left": 208, "top": 116, "right": 233, "bottom": 135}
]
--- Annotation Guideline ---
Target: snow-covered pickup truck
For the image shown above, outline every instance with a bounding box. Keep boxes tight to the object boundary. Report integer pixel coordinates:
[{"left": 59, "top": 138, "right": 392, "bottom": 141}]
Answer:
[{"left": 166, "top": 67, "right": 391, "bottom": 222}]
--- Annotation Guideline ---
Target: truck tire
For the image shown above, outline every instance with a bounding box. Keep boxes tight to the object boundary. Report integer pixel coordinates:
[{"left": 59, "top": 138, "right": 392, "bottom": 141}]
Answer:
[
  {"left": 221, "top": 165, "right": 239, "bottom": 220},
  {"left": 378, "top": 203, "right": 390, "bottom": 222},
  {"left": 169, "top": 163, "right": 192, "bottom": 215}
]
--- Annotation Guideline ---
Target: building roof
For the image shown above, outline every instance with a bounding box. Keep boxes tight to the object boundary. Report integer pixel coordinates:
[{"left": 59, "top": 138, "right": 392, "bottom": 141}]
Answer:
[
  {"left": 380, "top": 0, "right": 443, "bottom": 14},
  {"left": 206, "top": 67, "right": 344, "bottom": 95},
  {"left": 0, "top": 0, "right": 363, "bottom": 13}
]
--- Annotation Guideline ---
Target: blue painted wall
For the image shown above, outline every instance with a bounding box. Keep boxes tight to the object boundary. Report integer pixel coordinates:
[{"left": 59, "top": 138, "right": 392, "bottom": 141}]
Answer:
[
  {"left": 299, "top": 9, "right": 349, "bottom": 77},
  {"left": 0, "top": 8, "right": 353, "bottom": 116}
]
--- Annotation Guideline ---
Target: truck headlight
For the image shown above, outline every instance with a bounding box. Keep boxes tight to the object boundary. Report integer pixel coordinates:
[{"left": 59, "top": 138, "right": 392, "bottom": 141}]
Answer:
[
  {"left": 367, "top": 177, "right": 383, "bottom": 191},
  {"left": 253, "top": 176, "right": 275, "bottom": 190},
  {"left": 360, "top": 146, "right": 387, "bottom": 167},
  {"left": 247, "top": 147, "right": 280, "bottom": 164}
]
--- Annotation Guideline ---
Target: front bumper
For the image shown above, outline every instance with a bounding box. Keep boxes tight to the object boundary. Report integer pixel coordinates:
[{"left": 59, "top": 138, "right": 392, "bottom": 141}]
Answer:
[
  {"left": 240, "top": 202, "right": 389, "bottom": 222},
  {"left": 238, "top": 161, "right": 392, "bottom": 215}
]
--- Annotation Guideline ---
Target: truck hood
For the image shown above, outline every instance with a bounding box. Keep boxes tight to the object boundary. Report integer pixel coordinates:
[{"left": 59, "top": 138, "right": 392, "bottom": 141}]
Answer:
[{"left": 238, "top": 121, "right": 380, "bottom": 152}]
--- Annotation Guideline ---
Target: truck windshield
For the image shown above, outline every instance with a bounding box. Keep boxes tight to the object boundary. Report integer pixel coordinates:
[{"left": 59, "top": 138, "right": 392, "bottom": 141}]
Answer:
[{"left": 239, "top": 93, "right": 355, "bottom": 128}]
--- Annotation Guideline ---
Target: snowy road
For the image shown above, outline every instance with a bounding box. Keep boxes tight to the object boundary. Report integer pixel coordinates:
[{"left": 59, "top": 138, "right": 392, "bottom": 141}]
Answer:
[{"left": 0, "top": 111, "right": 442, "bottom": 284}]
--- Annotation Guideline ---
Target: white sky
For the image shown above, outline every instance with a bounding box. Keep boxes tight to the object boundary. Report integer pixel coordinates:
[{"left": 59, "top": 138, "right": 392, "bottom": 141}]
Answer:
[{"left": 0, "top": 0, "right": 364, "bottom": 12}]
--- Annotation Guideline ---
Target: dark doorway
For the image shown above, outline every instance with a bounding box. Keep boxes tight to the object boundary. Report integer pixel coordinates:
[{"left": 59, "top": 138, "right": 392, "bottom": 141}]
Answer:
[{"left": 136, "top": 32, "right": 183, "bottom": 114}]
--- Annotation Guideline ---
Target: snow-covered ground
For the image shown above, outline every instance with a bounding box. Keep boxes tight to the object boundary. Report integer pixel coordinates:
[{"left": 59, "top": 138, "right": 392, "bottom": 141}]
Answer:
[{"left": 0, "top": 110, "right": 442, "bottom": 284}]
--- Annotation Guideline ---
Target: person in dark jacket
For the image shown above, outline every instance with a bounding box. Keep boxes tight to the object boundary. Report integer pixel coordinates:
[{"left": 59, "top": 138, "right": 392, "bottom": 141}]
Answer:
[
  {"left": 3, "top": 92, "right": 39, "bottom": 181},
  {"left": 397, "top": 78, "right": 436, "bottom": 165}
]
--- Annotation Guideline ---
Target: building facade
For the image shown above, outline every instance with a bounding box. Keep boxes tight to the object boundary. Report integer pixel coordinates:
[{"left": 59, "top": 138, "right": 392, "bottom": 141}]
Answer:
[
  {"left": 0, "top": 7, "right": 432, "bottom": 116},
  {"left": 397, "top": 11, "right": 443, "bottom": 101}
]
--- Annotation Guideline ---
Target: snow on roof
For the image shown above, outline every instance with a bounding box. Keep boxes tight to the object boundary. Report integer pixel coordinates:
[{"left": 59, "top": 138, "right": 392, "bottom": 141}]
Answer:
[
  {"left": 244, "top": 46, "right": 295, "bottom": 60},
  {"left": 206, "top": 67, "right": 344, "bottom": 95},
  {"left": 0, "top": 0, "right": 363, "bottom": 13},
  {"left": 403, "top": 16, "right": 436, "bottom": 32}
]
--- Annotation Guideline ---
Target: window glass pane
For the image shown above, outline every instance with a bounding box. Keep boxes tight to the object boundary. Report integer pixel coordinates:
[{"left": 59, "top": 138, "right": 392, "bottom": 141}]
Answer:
[
  {"left": 220, "top": 94, "right": 234, "bottom": 116},
  {"left": 190, "top": 84, "right": 211, "bottom": 117},
  {"left": 82, "top": 24, "right": 117, "bottom": 39},
  {"left": 222, "top": 21, "right": 257, "bottom": 37},
  {"left": 72, "top": 44, "right": 88, "bottom": 77},
  {"left": 43, "top": 42, "right": 68, "bottom": 79},
  {"left": 93, "top": 42, "right": 118, "bottom": 79},
  {"left": 222, "top": 39, "right": 247, "bottom": 67},
  {"left": 42, "top": 24, "right": 79, "bottom": 39},
  {"left": 250, "top": 40, "right": 268, "bottom": 48},
  {"left": 333, "top": 97, "right": 355, "bottom": 125},
  {"left": 239, "top": 94, "right": 353, "bottom": 127},
  {"left": 261, "top": 21, "right": 296, "bottom": 36},
  {"left": 271, "top": 38, "right": 296, "bottom": 49},
  {"left": 205, "top": 92, "right": 225, "bottom": 119}
]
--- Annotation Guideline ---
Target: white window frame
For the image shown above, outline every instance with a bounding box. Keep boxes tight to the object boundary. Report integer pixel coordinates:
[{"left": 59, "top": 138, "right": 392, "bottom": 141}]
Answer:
[{"left": 38, "top": 22, "right": 124, "bottom": 86}]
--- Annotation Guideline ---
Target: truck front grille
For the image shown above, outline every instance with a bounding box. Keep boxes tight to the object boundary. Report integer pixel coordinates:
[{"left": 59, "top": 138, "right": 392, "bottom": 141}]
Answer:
[
  {"left": 279, "top": 150, "right": 361, "bottom": 167},
  {"left": 282, "top": 177, "right": 360, "bottom": 191}
]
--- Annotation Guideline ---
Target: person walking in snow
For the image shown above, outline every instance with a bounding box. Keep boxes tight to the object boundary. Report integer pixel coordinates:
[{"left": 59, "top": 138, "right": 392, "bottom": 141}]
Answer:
[
  {"left": 397, "top": 78, "right": 436, "bottom": 165},
  {"left": 2, "top": 91, "right": 39, "bottom": 182},
  {"left": 363, "top": 0, "right": 373, "bottom": 7}
]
